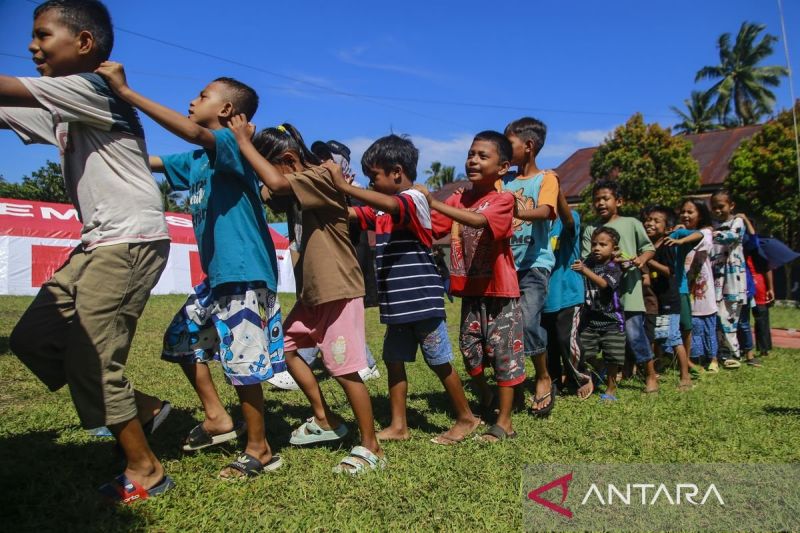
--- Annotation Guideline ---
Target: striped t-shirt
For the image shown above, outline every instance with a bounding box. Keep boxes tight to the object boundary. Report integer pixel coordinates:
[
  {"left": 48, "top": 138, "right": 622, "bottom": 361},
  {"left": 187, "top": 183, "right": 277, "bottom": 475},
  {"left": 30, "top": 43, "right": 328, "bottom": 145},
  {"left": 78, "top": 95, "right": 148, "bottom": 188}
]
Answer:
[{"left": 353, "top": 189, "right": 446, "bottom": 324}]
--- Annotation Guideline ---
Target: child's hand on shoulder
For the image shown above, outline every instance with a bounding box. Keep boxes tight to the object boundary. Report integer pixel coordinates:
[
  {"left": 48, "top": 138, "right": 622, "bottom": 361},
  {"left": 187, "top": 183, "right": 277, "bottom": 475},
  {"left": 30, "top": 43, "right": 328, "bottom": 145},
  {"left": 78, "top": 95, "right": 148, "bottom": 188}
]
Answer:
[
  {"left": 321, "top": 160, "right": 347, "bottom": 191},
  {"left": 95, "top": 61, "right": 128, "bottom": 94},
  {"left": 412, "top": 184, "right": 432, "bottom": 204},
  {"left": 228, "top": 114, "right": 255, "bottom": 144}
]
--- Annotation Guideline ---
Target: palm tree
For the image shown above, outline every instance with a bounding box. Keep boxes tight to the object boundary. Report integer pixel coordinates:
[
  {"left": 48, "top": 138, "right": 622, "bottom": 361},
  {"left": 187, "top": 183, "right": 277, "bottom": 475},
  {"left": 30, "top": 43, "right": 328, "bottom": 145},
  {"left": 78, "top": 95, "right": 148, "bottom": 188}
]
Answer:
[
  {"left": 670, "top": 91, "right": 724, "bottom": 134},
  {"left": 695, "top": 22, "right": 788, "bottom": 125},
  {"left": 158, "top": 178, "right": 184, "bottom": 213},
  {"left": 425, "top": 161, "right": 456, "bottom": 190}
]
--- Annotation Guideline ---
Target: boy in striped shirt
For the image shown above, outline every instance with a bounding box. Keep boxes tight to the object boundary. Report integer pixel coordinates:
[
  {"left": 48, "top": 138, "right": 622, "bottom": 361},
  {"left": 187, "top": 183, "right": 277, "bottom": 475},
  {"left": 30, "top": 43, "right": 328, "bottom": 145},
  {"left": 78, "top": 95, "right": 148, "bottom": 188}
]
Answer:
[{"left": 329, "top": 135, "right": 480, "bottom": 444}]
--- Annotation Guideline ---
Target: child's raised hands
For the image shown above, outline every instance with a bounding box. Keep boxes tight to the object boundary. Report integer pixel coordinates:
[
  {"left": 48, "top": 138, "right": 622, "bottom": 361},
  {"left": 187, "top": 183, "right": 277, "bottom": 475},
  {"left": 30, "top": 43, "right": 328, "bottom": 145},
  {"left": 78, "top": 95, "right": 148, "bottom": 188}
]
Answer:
[
  {"left": 228, "top": 114, "right": 255, "bottom": 144},
  {"left": 321, "top": 160, "right": 348, "bottom": 191},
  {"left": 95, "top": 61, "right": 129, "bottom": 94}
]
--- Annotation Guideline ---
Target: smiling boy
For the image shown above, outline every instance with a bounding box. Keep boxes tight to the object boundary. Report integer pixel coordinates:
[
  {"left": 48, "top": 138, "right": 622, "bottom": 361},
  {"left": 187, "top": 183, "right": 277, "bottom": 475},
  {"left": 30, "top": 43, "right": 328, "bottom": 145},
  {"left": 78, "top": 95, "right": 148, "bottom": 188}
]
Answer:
[
  {"left": 418, "top": 130, "right": 524, "bottom": 442},
  {"left": 0, "top": 0, "right": 172, "bottom": 503}
]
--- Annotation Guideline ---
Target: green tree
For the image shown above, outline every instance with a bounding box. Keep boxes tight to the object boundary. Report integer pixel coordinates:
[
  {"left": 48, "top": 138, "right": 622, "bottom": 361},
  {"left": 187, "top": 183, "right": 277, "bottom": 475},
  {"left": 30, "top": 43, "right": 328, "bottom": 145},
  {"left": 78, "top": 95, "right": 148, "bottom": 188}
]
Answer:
[
  {"left": 425, "top": 161, "right": 456, "bottom": 190},
  {"left": 0, "top": 161, "right": 70, "bottom": 203},
  {"left": 671, "top": 91, "right": 724, "bottom": 134},
  {"left": 726, "top": 101, "right": 800, "bottom": 251},
  {"left": 158, "top": 178, "right": 185, "bottom": 213},
  {"left": 582, "top": 113, "right": 700, "bottom": 218},
  {"left": 695, "top": 22, "right": 788, "bottom": 125}
]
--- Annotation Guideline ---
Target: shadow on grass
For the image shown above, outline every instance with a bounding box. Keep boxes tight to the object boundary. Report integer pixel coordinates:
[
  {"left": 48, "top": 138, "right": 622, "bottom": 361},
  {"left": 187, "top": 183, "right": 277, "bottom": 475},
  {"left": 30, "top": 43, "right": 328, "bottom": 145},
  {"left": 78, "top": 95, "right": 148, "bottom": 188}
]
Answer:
[
  {"left": 762, "top": 405, "right": 800, "bottom": 416},
  {"left": 0, "top": 336, "right": 10, "bottom": 356},
  {"left": 0, "top": 430, "right": 149, "bottom": 531}
]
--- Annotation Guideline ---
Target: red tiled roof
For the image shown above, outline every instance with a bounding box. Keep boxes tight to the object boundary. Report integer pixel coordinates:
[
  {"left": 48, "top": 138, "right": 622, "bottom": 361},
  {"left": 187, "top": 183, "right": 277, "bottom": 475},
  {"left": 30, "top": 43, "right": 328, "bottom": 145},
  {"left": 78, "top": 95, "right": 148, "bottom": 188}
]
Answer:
[{"left": 554, "top": 125, "right": 763, "bottom": 202}]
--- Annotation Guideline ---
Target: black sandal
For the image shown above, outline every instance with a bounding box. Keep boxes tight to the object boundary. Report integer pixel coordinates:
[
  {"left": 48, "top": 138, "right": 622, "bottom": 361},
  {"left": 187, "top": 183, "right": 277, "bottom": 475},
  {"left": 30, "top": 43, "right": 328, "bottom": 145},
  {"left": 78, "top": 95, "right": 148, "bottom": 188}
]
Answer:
[
  {"left": 530, "top": 382, "right": 556, "bottom": 418},
  {"left": 220, "top": 453, "right": 283, "bottom": 479}
]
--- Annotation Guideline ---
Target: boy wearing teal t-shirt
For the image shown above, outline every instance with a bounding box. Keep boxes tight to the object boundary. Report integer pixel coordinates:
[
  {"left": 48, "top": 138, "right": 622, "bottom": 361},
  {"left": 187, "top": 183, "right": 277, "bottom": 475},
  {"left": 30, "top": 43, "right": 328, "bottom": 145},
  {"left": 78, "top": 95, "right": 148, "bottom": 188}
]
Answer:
[
  {"left": 97, "top": 62, "right": 284, "bottom": 478},
  {"left": 502, "top": 117, "right": 558, "bottom": 416}
]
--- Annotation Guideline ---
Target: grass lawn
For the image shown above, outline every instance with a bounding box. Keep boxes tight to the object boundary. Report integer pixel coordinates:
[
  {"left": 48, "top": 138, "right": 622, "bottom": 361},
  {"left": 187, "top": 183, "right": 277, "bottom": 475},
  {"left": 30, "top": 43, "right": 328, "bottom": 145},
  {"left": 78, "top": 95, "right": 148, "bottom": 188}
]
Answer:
[
  {"left": 1, "top": 294, "right": 799, "bottom": 531},
  {"left": 771, "top": 304, "right": 800, "bottom": 330}
]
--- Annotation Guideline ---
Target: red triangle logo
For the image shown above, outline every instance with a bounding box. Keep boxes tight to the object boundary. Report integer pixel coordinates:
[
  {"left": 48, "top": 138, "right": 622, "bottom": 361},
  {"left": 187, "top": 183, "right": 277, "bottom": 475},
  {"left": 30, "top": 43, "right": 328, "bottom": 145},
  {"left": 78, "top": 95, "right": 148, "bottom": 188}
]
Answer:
[{"left": 527, "top": 472, "right": 573, "bottom": 518}]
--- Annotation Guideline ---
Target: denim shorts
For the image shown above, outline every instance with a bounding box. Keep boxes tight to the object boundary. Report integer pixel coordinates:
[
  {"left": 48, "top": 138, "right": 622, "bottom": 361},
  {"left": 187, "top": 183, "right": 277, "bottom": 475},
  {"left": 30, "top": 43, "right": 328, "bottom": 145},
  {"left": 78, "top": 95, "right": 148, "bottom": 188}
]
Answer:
[
  {"left": 691, "top": 314, "right": 718, "bottom": 359},
  {"left": 654, "top": 313, "right": 682, "bottom": 352},
  {"left": 383, "top": 317, "right": 454, "bottom": 366},
  {"left": 624, "top": 312, "right": 654, "bottom": 364},
  {"left": 517, "top": 267, "right": 549, "bottom": 357}
]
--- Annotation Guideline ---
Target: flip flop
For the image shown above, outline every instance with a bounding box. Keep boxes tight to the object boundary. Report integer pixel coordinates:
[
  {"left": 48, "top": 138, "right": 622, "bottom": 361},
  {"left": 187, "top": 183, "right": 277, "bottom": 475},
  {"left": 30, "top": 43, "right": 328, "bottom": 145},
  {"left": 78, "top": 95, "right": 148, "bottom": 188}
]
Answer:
[
  {"left": 182, "top": 420, "right": 246, "bottom": 452},
  {"left": 98, "top": 473, "right": 175, "bottom": 504},
  {"left": 599, "top": 393, "right": 618, "bottom": 401},
  {"left": 430, "top": 419, "right": 482, "bottom": 445},
  {"left": 530, "top": 382, "right": 556, "bottom": 417},
  {"left": 746, "top": 358, "right": 763, "bottom": 367},
  {"left": 289, "top": 417, "right": 348, "bottom": 446},
  {"left": 723, "top": 359, "right": 742, "bottom": 369},
  {"left": 220, "top": 452, "right": 283, "bottom": 479},
  {"left": 142, "top": 401, "right": 172, "bottom": 435},
  {"left": 332, "top": 446, "right": 387, "bottom": 475},
  {"left": 479, "top": 424, "right": 517, "bottom": 442}
]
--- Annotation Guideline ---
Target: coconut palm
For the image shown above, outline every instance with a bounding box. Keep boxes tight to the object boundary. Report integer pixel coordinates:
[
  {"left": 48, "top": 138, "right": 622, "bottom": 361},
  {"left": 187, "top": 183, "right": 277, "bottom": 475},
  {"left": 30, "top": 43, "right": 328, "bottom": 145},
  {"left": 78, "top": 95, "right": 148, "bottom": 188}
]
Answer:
[
  {"left": 695, "top": 22, "right": 788, "bottom": 125},
  {"left": 425, "top": 161, "right": 456, "bottom": 190},
  {"left": 158, "top": 178, "right": 184, "bottom": 213},
  {"left": 671, "top": 91, "right": 724, "bottom": 134}
]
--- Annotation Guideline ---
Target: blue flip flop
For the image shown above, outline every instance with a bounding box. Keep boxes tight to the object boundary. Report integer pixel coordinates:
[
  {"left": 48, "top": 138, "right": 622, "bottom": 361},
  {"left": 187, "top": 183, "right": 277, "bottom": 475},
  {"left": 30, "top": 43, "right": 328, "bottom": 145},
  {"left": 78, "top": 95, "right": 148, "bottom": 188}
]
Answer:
[{"left": 599, "top": 393, "right": 618, "bottom": 401}]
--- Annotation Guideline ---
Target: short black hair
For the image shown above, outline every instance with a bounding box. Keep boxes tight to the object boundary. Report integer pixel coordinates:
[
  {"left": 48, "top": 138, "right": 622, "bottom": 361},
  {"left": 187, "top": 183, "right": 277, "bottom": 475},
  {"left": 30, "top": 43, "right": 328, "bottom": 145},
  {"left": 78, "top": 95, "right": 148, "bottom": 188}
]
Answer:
[
  {"left": 592, "top": 226, "right": 621, "bottom": 247},
  {"left": 592, "top": 179, "right": 623, "bottom": 199},
  {"left": 361, "top": 134, "right": 419, "bottom": 181},
  {"left": 253, "top": 122, "right": 320, "bottom": 167},
  {"left": 504, "top": 117, "right": 547, "bottom": 155},
  {"left": 710, "top": 188, "right": 733, "bottom": 203},
  {"left": 473, "top": 130, "right": 513, "bottom": 164},
  {"left": 680, "top": 198, "right": 713, "bottom": 228},
  {"left": 310, "top": 141, "right": 333, "bottom": 162},
  {"left": 34, "top": 0, "right": 114, "bottom": 61},
  {"left": 642, "top": 204, "right": 676, "bottom": 229},
  {"left": 327, "top": 140, "right": 351, "bottom": 163},
  {"left": 213, "top": 77, "right": 258, "bottom": 120}
]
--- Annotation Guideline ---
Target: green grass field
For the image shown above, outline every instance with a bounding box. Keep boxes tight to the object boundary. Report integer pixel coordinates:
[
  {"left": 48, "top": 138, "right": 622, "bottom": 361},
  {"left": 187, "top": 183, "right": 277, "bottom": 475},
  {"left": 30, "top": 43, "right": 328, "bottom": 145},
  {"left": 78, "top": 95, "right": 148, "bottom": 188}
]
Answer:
[{"left": 0, "top": 295, "right": 798, "bottom": 531}]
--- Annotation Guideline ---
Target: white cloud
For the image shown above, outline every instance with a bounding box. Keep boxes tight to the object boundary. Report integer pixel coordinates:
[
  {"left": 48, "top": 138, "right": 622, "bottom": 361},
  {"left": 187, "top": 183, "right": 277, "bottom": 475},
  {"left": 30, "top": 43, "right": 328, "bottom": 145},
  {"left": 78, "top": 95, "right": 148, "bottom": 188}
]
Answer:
[
  {"left": 538, "top": 127, "right": 616, "bottom": 167},
  {"left": 336, "top": 45, "right": 444, "bottom": 82},
  {"left": 342, "top": 133, "right": 473, "bottom": 186},
  {"left": 574, "top": 129, "right": 611, "bottom": 144}
]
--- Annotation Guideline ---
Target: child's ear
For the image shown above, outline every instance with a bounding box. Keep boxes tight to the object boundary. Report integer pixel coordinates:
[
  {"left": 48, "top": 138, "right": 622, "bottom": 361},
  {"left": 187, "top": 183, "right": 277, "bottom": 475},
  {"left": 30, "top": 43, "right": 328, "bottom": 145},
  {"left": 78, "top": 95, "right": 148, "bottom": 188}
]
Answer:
[
  {"left": 498, "top": 160, "right": 511, "bottom": 177},
  {"left": 76, "top": 30, "right": 95, "bottom": 57},
  {"left": 391, "top": 164, "right": 404, "bottom": 182},
  {"left": 524, "top": 139, "right": 536, "bottom": 154},
  {"left": 219, "top": 102, "right": 234, "bottom": 119}
]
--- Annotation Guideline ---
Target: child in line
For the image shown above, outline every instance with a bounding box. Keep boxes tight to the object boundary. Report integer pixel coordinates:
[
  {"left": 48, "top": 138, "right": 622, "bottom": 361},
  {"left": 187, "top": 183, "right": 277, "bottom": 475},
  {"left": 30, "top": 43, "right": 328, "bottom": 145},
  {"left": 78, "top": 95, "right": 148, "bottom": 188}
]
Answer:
[
  {"left": 709, "top": 189, "right": 748, "bottom": 368},
  {"left": 572, "top": 227, "right": 625, "bottom": 400},
  {"left": 330, "top": 134, "right": 480, "bottom": 444},
  {"left": 501, "top": 117, "right": 558, "bottom": 415},
  {"left": 97, "top": 63, "right": 284, "bottom": 478},
  {"left": 740, "top": 213, "right": 772, "bottom": 363},
  {"left": 1, "top": 0, "right": 173, "bottom": 502},
  {"left": 542, "top": 188, "right": 592, "bottom": 399},
  {"left": 230, "top": 116, "right": 385, "bottom": 474},
  {"left": 642, "top": 205, "right": 696, "bottom": 390},
  {"left": 419, "top": 130, "right": 525, "bottom": 442},
  {"left": 581, "top": 180, "right": 658, "bottom": 393},
  {"left": 679, "top": 199, "right": 720, "bottom": 371}
]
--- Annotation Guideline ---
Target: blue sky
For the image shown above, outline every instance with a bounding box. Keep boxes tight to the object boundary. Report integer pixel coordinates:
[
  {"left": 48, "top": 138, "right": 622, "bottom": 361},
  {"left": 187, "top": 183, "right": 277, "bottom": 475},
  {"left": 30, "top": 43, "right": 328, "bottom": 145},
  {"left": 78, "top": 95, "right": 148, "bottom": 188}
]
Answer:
[{"left": 1, "top": 0, "right": 798, "bottom": 187}]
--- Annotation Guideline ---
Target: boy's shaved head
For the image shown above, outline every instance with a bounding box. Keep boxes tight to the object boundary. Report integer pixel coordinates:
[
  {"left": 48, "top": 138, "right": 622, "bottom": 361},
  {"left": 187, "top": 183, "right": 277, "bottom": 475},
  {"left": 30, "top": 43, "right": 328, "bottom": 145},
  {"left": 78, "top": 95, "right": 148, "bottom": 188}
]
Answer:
[
  {"left": 213, "top": 77, "right": 259, "bottom": 120},
  {"left": 505, "top": 117, "right": 547, "bottom": 155},
  {"left": 473, "top": 130, "right": 513, "bottom": 164},
  {"left": 34, "top": 0, "right": 114, "bottom": 61}
]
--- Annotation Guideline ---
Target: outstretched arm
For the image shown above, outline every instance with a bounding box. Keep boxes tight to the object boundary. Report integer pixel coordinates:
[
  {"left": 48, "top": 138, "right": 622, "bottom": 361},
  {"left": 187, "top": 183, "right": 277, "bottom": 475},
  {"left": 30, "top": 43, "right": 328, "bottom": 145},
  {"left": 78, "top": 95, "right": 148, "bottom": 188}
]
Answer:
[
  {"left": 324, "top": 160, "right": 398, "bottom": 214},
  {"left": 149, "top": 156, "right": 165, "bottom": 173},
  {"left": 95, "top": 61, "right": 215, "bottom": 149},
  {"left": 0, "top": 76, "right": 39, "bottom": 107},
  {"left": 413, "top": 184, "right": 488, "bottom": 228},
  {"left": 228, "top": 114, "right": 291, "bottom": 195}
]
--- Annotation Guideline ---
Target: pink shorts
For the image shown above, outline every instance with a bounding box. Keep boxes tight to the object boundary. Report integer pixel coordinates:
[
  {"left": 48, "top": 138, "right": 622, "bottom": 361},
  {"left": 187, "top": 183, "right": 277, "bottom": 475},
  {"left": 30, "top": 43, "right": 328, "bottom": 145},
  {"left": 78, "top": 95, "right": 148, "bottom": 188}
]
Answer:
[{"left": 283, "top": 297, "right": 367, "bottom": 377}]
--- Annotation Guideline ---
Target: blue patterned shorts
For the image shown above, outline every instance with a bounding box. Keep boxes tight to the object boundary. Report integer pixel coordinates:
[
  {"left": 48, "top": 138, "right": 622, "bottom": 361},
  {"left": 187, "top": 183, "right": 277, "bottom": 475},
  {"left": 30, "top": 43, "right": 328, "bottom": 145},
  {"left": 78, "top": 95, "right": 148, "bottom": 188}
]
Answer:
[
  {"left": 162, "top": 279, "right": 285, "bottom": 386},
  {"left": 383, "top": 317, "right": 453, "bottom": 366}
]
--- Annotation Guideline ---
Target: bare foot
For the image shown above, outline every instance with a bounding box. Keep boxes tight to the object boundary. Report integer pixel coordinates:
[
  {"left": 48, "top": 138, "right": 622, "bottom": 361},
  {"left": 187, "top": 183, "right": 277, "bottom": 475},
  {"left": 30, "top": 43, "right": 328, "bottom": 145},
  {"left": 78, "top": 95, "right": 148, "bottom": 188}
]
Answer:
[
  {"left": 431, "top": 416, "right": 482, "bottom": 445},
  {"left": 677, "top": 379, "right": 693, "bottom": 391},
  {"left": 644, "top": 375, "right": 659, "bottom": 394},
  {"left": 377, "top": 426, "right": 411, "bottom": 441},
  {"left": 577, "top": 380, "right": 594, "bottom": 400}
]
